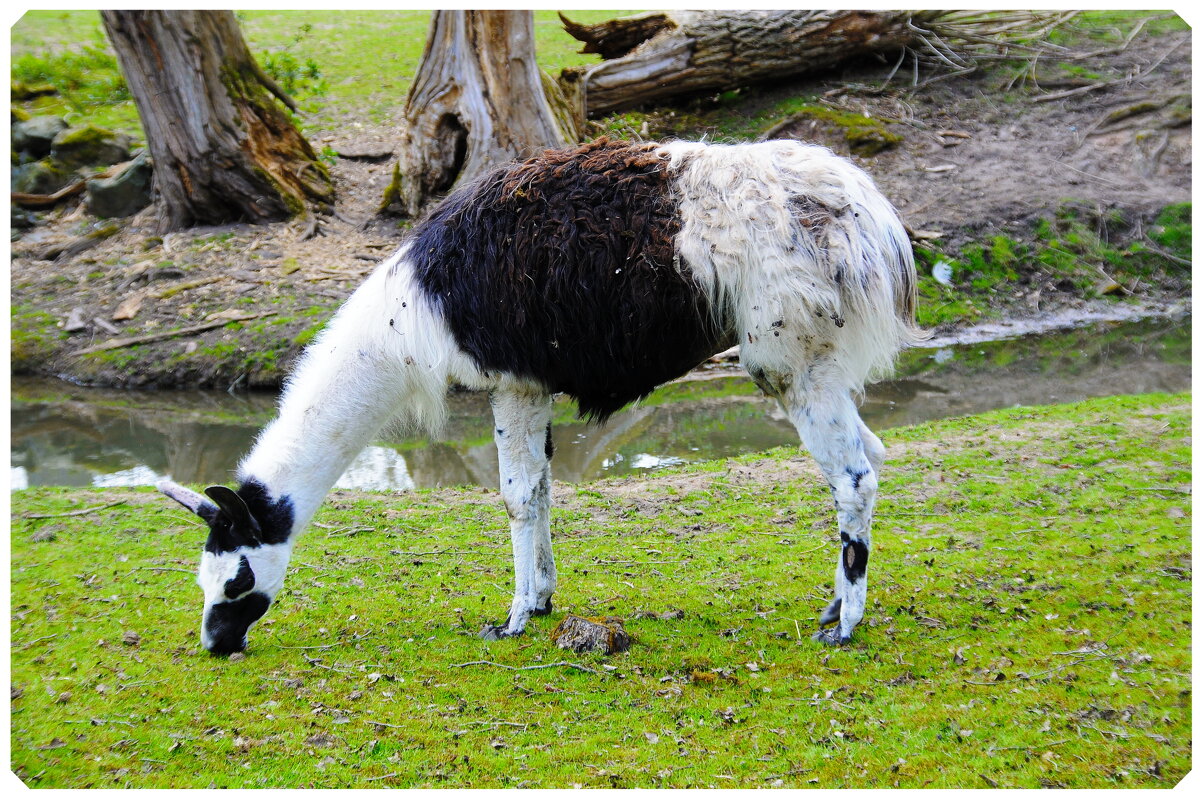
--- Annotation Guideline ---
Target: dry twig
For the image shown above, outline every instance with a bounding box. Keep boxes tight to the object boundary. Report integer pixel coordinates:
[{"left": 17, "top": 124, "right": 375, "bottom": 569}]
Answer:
[{"left": 449, "top": 660, "right": 600, "bottom": 674}]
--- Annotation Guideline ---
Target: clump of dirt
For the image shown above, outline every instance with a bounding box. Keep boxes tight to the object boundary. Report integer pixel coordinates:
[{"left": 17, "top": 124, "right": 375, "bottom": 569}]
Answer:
[{"left": 9, "top": 28, "right": 1191, "bottom": 390}]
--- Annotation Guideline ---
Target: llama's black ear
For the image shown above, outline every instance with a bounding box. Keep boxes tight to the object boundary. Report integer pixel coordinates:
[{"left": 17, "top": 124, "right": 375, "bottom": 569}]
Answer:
[
  {"left": 158, "top": 479, "right": 219, "bottom": 523},
  {"left": 204, "top": 485, "right": 263, "bottom": 545}
]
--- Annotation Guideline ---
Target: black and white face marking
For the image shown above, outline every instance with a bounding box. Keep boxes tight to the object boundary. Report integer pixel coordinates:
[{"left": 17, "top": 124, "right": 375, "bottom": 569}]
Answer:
[
  {"left": 160, "top": 478, "right": 294, "bottom": 656},
  {"left": 203, "top": 591, "right": 271, "bottom": 655},
  {"left": 195, "top": 547, "right": 287, "bottom": 655}
]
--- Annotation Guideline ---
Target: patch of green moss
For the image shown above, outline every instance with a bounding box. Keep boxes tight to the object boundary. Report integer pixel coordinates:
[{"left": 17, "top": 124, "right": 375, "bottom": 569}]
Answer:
[
  {"left": 11, "top": 306, "right": 63, "bottom": 371},
  {"left": 379, "top": 161, "right": 405, "bottom": 213},
  {"left": 52, "top": 122, "right": 112, "bottom": 148},
  {"left": 784, "top": 103, "right": 903, "bottom": 156},
  {"left": 1145, "top": 202, "right": 1191, "bottom": 265},
  {"left": 291, "top": 322, "right": 325, "bottom": 348},
  {"left": 960, "top": 235, "right": 1022, "bottom": 292}
]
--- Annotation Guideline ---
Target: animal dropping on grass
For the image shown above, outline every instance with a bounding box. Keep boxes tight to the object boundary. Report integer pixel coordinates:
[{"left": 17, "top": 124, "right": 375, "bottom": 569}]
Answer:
[{"left": 549, "top": 614, "right": 631, "bottom": 654}]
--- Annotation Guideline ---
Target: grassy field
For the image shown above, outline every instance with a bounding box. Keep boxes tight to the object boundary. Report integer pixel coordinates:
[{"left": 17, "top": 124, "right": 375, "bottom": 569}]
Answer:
[{"left": 9, "top": 392, "right": 1191, "bottom": 787}]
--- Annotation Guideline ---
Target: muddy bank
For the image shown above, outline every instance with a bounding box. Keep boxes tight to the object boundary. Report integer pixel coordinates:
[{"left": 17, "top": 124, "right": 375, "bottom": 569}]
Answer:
[{"left": 9, "top": 26, "right": 1191, "bottom": 390}]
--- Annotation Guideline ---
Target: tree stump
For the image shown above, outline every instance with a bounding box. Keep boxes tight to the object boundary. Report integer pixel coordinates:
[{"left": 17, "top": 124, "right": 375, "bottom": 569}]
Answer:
[
  {"left": 101, "top": 10, "right": 334, "bottom": 232},
  {"left": 383, "top": 10, "right": 571, "bottom": 217}
]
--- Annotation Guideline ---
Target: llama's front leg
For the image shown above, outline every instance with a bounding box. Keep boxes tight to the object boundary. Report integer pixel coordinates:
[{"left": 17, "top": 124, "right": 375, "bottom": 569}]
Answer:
[
  {"left": 788, "top": 390, "right": 878, "bottom": 645},
  {"left": 480, "top": 389, "right": 556, "bottom": 640}
]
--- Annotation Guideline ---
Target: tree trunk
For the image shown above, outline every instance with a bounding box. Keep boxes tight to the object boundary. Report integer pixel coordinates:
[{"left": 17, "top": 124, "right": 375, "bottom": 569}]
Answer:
[
  {"left": 560, "top": 10, "right": 944, "bottom": 117},
  {"left": 383, "top": 10, "right": 571, "bottom": 217},
  {"left": 101, "top": 10, "right": 333, "bottom": 232}
]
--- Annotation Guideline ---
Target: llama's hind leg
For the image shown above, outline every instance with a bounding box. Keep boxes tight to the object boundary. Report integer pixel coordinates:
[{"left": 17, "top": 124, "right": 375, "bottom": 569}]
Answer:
[
  {"left": 786, "top": 388, "right": 878, "bottom": 645},
  {"left": 480, "top": 388, "right": 556, "bottom": 640}
]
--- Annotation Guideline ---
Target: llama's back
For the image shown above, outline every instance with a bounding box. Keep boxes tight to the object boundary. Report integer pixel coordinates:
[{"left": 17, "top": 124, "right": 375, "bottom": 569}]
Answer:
[
  {"left": 405, "top": 138, "right": 733, "bottom": 422},
  {"left": 661, "top": 139, "right": 921, "bottom": 396},
  {"left": 315, "top": 137, "right": 921, "bottom": 433}
]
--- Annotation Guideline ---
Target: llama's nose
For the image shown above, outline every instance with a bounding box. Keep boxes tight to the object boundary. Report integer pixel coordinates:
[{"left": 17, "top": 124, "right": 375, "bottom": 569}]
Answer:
[{"left": 205, "top": 633, "right": 247, "bottom": 656}]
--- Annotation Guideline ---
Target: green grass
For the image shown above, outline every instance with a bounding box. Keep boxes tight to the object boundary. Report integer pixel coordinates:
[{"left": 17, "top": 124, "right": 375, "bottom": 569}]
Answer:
[{"left": 10, "top": 392, "right": 1191, "bottom": 787}]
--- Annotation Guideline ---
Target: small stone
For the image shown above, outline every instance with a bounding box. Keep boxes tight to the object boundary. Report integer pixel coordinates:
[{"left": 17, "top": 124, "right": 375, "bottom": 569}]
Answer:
[
  {"left": 335, "top": 143, "right": 394, "bottom": 160},
  {"left": 64, "top": 307, "right": 87, "bottom": 333},
  {"left": 51, "top": 124, "right": 131, "bottom": 170},
  {"left": 121, "top": 631, "right": 141, "bottom": 647},
  {"left": 87, "top": 151, "right": 153, "bottom": 218},
  {"left": 228, "top": 652, "right": 246, "bottom": 662},
  {"left": 12, "top": 114, "right": 68, "bottom": 158},
  {"left": 112, "top": 293, "right": 145, "bottom": 322}
]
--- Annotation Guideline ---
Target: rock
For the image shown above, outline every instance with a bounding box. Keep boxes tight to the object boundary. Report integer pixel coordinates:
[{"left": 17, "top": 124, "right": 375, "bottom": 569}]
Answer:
[
  {"left": 12, "top": 158, "right": 75, "bottom": 196},
  {"left": 112, "top": 293, "right": 145, "bottom": 321},
  {"left": 11, "top": 205, "right": 38, "bottom": 231},
  {"left": 335, "top": 143, "right": 394, "bottom": 161},
  {"left": 87, "top": 151, "right": 153, "bottom": 218},
  {"left": 550, "top": 614, "right": 631, "bottom": 654},
  {"left": 51, "top": 124, "right": 131, "bottom": 170},
  {"left": 11, "top": 80, "right": 58, "bottom": 101},
  {"left": 64, "top": 307, "right": 88, "bottom": 333},
  {"left": 12, "top": 114, "right": 67, "bottom": 158}
]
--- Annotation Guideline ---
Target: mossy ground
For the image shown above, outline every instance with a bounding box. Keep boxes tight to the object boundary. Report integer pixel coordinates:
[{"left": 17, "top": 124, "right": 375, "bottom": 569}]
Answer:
[
  {"left": 10, "top": 392, "right": 1191, "bottom": 787},
  {"left": 911, "top": 202, "right": 1192, "bottom": 328}
]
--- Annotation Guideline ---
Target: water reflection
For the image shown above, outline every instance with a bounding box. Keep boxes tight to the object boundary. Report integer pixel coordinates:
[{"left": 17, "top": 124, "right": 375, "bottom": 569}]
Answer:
[{"left": 10, "top": 313, "right": 1190, "bottom": 491}]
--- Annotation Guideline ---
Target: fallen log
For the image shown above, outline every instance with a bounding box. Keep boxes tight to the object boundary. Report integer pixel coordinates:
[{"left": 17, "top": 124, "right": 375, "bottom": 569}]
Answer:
[
  {"left": 559, "top": 10, "right": 1075, "bottom": 117},
  {"left": 560, "top": 10, "right": 941, "bottom": 117}
]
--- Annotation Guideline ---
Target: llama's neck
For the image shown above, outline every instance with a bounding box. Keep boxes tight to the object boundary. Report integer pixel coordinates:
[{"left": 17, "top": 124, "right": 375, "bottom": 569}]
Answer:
[
  {"left": 237, "top": 254, "right": 464, "bottom": 537},
  {"left": 237, "top": 360, "right": 401, "bottom": 535}
]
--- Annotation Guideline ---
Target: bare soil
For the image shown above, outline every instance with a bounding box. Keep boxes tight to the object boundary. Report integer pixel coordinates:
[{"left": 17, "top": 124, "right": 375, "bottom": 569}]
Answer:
[
  {"left": 797, "top": 32, "right": 1192, "bottom": 245},
  {"left": 9, "top": 28, "right": 1191, "bottom": 390}
]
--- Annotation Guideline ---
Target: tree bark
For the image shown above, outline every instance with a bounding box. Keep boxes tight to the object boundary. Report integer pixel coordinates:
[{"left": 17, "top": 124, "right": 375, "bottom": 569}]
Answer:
[
  {"left": 560, "top": 10, "right": 944, "bottom": 117},
  {"left": 383, "top": 10, "right": 570, "bottom": 217},
  {"left": 101, "top": 10, "right": 333, "bottom": 232}
]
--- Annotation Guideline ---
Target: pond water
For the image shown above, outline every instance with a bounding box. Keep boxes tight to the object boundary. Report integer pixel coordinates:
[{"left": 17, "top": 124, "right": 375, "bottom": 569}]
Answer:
[{"left": 10, "top": 313, "right": 1190, "bottom": 492}]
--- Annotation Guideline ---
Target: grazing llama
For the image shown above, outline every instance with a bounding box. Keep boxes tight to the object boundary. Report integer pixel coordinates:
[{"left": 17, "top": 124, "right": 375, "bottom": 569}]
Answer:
[{"left": 159, "top": 137, "right": 920, "bottom": 654}]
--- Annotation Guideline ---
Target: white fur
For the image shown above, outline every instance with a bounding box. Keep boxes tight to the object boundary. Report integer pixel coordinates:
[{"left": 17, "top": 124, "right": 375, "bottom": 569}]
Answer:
[
  {"left": 660, "top": 139, "right": 919, "bottom": 393},
  {"left": 660, "top": 139, "right": 913, "bottom": 642},
  {"left": 486, "top": 387, "right": 556, "bottom": 637},
  {"left": 238, "top": 246, "right": 484, "bottom": 533}
]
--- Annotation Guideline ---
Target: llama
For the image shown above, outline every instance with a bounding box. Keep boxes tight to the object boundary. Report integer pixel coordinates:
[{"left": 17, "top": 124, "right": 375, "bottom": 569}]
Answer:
[{"left": 158, "top": 137, "right": 921, "bottom": 655}]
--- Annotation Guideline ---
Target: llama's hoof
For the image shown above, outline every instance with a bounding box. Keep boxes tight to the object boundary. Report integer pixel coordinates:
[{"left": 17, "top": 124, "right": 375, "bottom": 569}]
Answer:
[
  {"left": 532, "top": 598, "right": 553, "bottom": 617},
  {"left": 812, "top": 627, "right": 851, "bottom": 646},
  {"left": 478, "top": 623, "right": 522, "bottom": 641},
  {"left": 818, "top": 598, "right": 842, "bottom": 628}
]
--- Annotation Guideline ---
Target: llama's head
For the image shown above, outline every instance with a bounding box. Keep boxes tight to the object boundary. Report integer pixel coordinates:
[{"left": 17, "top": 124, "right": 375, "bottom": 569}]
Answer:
[{"left": 159, "top": 480, "right": 292, "bottom": 656}]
